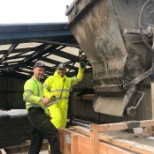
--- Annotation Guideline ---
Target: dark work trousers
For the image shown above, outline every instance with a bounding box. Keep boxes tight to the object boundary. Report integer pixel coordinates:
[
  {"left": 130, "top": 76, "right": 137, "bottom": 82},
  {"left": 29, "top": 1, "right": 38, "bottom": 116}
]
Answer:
[{"left": 28, "top": 107, "right": 61, "bottom": 154}]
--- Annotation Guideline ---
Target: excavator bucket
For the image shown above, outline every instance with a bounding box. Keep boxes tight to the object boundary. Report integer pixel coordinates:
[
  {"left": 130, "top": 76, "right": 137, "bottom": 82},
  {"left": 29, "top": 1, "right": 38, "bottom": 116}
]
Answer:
[{"left": 66, "top": 0, "right": 154, "bottom": 116}]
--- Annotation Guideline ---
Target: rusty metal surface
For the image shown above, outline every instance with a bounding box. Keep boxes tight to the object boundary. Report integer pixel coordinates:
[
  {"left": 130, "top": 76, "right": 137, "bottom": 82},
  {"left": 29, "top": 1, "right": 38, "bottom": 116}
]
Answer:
[{"left": 66, "top": 0, "right": 153, "bottom": 116}]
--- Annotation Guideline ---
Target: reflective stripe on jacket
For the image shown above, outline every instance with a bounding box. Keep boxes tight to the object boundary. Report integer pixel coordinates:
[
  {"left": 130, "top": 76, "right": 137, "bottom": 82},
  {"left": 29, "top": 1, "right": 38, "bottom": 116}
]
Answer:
[{"left": 23, "top": 77, "right": 44, "bottom": 110}]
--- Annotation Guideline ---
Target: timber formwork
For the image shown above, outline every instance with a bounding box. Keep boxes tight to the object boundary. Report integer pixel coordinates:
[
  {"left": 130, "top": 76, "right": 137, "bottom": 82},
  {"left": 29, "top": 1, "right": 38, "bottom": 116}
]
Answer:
[{"left": 59, "top": 120, "right": 154, "bottom": 154}]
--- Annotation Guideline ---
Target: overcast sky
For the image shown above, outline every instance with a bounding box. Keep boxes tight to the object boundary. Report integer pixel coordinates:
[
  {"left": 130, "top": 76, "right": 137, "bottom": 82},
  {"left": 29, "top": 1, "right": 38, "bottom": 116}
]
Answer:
[{"left": 0, "top": 0, "right": 73, "bottom": 24}]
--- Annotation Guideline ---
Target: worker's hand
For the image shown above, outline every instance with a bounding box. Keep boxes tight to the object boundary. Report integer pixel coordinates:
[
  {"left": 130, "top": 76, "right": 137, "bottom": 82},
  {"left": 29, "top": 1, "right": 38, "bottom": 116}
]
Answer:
[
  {"left": 80, "top": 61, "right": 86, "bottom": 68},
  {"left": 40, "top": 97, "right": 51, "bottom": 105},
  {"left": 79, "top": 53, "right": 87, "bottom": 68}
]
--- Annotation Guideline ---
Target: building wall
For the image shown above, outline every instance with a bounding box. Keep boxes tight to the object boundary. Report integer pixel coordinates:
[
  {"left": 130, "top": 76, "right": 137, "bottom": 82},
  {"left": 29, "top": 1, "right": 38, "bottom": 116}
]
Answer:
[
  {"left": 0, "top": 114, "right": 31, "bottom": 148},
  {"left": 0, "top": 76, "right": 26, "bottom": 109}
]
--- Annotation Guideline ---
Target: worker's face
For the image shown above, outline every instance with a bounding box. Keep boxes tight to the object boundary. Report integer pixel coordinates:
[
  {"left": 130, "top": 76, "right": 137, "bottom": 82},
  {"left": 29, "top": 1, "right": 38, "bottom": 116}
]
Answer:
[
  {"left": 57, "top": 68, "right": 66, "bottom": 77},
  {"left": 33, "top": 67, "right": 45, "bottom": 80}
]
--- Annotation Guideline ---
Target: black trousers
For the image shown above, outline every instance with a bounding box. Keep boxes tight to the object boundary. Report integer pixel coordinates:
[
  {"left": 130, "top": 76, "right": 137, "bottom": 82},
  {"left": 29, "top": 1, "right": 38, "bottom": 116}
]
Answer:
[{"left": 28, "top": 107, "right": 61, "bottom": 154}]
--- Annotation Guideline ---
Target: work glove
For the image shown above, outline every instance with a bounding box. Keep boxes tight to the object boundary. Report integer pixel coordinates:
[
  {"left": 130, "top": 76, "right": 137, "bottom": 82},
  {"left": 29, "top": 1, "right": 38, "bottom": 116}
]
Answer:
[
  {"left": 80, "top": 61, "right": 86, "bottom": 68},
  {"left": 79, "top": 54, "right": 87, "bottom": 68}
]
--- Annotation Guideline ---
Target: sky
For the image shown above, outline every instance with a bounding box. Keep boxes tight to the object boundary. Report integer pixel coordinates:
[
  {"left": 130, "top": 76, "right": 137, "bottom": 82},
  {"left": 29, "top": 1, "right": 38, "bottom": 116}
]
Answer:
[{"left": 0, "top": 0, "right": 73, "bottom": 24}]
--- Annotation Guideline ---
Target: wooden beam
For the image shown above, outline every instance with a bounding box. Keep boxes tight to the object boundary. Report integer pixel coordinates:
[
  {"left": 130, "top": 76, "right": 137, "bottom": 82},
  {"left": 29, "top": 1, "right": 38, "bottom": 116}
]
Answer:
[
  {"left": 99, "top": 142, "right": 133, "bottom": 154},
  {"left": 1, "top": 44, "right": 18, "bottom": 62},
  {"left": 77, "top": 135, "right": 91, "bottom": 154},
  {"left": 71, "top": 134, "right": 78, "bottom": 154},
  {"left": 59, "top": 128, "right": 91, "bottom": 154},
  {"left": 70, "top": 126, "right": 91, "bottom": 136},
  {"left": 90, "top": 124, "right": 99, "bottom": 154},
  {"left": 98, "top": 120, "right": 154, "bottom": 133},
  {"left": 98, "top": 122, "right": 128, "bottom": 132},
  {"left": 140, "top": 120, "right": 154, "bottom": 128},
  {"left": 59, "top": 129, "right": 64, "bottom": 154},
  {"left": 99, "top": 134, "right": 154, "bottom": 154},
  {"left": 0, "top": 149, "right": 7, "bottom": 154}
]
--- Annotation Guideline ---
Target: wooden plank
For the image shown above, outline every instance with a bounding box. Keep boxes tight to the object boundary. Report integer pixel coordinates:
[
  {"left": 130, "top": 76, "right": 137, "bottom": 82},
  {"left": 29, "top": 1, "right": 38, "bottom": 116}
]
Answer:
[
  {"left": 90, "top": 124, "right": 99, "bottom": 154},
  {"left": 99, "top": 142, "right": 133, "bottom": 154},
  {"left": 71, "top": 134, "right": 78, "bottom": 154},
  {"left": 98, "top": 122, "right": 128, "bottom": 132},
  {"left": 60, "top": 128, "right": 84, "bottom": 154},
  {"left": 99, "top": 132, "right": 154, "bottom": 154},
  {"left": 60, "top": 128, "right": 91, "bottom": 154},
  {"left": 70, "top": 126, "right": 91, "bottom": 136},
  {"left": 140, "top": 120, "right": 154, "bottom": 128},
  {"left": 59, "top": 129, "right": 64, "bottom": 154},
  {"left": 98, "top": 120, "right": 154, "bottom": 133},
  {"left": 0, "top": 149, "right": 7, "bottom": 154},
  {"left": 62, "top": 129, "right": 72, "bottom": 154},
  {"left": 77, "top": 135, "right": 91, "bottom": 154}
]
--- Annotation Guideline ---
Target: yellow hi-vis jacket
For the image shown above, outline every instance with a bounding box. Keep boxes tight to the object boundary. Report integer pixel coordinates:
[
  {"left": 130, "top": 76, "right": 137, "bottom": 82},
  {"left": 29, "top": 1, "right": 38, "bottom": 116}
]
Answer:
[
  {"left": 43, "top": 67, "right": 84, "bottom": 128},
  {"left": 23, "top": 77, "right": 44, "bottom": 110}
]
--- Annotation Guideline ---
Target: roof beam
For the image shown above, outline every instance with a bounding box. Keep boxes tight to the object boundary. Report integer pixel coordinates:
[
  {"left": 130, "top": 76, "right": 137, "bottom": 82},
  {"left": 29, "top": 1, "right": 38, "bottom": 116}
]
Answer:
[
  {"left": 32, "top": 39, "right": 80, "bottom": 48},
  {"left": 22, "top": 44, "right": 52, "bottom": 63},
  {"left": 0, "top": 47, "right": 40, "bottom": 55},
  {"left": 0, "top": 30, "right": 72, "bottom": 43},
  {"left": 40, "top": 57, "right": 77, "bottom": 70},
  {"left": 40, "top": 57, "right": 59, "bottom": 65},
  {"left": 1, "top": 44, "right": 18, "bottom": 63},
  {"left": 48, "top": 48, "right": 78, "bottom": 60}
]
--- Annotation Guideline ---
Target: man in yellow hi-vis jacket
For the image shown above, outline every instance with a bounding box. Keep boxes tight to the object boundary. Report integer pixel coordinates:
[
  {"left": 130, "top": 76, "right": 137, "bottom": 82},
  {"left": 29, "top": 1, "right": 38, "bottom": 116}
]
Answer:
[
  {"left": 23, "top": 61, "right": 60, "bottom": 154},
  {"left": 43, "top": 62, "right": 85, "bottom": 129}
]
